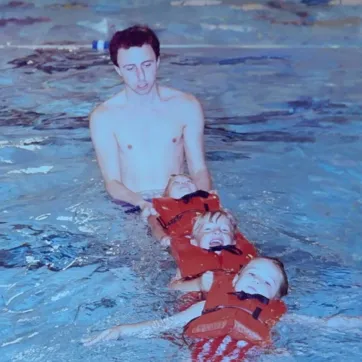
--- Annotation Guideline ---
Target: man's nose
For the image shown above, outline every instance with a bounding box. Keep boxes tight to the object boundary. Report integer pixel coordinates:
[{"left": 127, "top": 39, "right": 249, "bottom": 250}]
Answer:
[{"left": 137, "top": 67, "right": 145, "bottom": 80}]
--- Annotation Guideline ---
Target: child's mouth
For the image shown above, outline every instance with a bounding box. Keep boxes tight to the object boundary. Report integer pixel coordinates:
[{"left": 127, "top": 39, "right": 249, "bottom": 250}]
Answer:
[
  {"left": 210, "top": 239, "right": 223, "bottom": 247},
  {"left": 246, "top": 286, "right": 257, "bottom": 293}
]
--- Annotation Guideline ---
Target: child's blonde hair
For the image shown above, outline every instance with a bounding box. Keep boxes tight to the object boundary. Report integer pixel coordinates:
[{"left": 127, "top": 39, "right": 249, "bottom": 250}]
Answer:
[
  {"left": 163, "top": 174, "right": 194, "bottom": 197},
  {"left": 192, "top": 210, "right": 238, "bottom": 238}
]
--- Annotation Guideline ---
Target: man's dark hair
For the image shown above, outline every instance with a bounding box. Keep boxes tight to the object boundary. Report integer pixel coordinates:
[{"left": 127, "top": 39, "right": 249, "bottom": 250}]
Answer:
[{"left": 109, "top": 25, "right": 160, "bottom": 67}]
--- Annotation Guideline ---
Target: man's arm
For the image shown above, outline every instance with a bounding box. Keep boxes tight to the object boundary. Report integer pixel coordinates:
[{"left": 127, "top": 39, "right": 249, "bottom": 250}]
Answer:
[
  {"left": 182, "top": 96, "right": 212, "bottom": 191},
  {"left": 90, "top": 107, "right": 144, "bottom": 206}
]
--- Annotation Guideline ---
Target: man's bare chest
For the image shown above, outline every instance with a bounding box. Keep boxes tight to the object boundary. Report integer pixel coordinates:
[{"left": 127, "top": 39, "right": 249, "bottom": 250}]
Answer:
[{"left": 114, "top": 115, "right": 184, "bottom": 151}]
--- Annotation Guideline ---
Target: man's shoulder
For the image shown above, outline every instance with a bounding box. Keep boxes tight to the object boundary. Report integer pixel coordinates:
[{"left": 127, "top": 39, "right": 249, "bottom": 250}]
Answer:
[
  {"left": 161, "top": 86, "right": 201, "bottom": 107},
  {"left": 89, "top": 104, "right": 110, "bottom": 132},
  {"left": 89, "top": 93, "right": 125, "bottom": 127},
  {"left": 90, "top": 103, "right": 108, "bottom": 118}
]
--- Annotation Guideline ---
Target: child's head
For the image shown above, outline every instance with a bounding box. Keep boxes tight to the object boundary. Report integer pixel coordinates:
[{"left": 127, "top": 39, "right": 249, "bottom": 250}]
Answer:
[
  {"left": 232, "top": 257, "right": 289, "bottom": 300},
  {"left": 191, "top": 211, "right": 237, "bottom": 250},
  {"left": 164, "top": 174, "right": 197, "bottom": 199}
]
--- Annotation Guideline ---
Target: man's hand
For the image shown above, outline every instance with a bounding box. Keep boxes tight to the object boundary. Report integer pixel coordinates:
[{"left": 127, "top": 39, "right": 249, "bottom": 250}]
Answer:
[
  {"left": 82, "top": 326, "right": 121, "bottom": 347},
  {"left": 138, "top": 201, "right": 158, "bottom": 222}
]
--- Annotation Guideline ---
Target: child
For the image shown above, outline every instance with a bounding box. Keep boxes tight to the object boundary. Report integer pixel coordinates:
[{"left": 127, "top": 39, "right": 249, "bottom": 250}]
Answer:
[
  {"left": 82, "top": 258, "right": 281, "bottom": 346},
  {"left": 82, "top": 258, "right": 280, "bottom": 346},
  {"left": 184, "top": 257, "right": 288, "bottom": 361},
  {"left": 167, "top": 210, "right": 256, "bottom": 314},
  {"left": 147, "top": 174, "right": 220, "bottom": 247},
  {"left": 183, "top": 256, "right": 288, "bottom": 360},
  {"left": 82, "top": 257, "right": 361, "bottom": 361},
  {"left": 169, "top": 210, "right": 257, "bottom": 286}
]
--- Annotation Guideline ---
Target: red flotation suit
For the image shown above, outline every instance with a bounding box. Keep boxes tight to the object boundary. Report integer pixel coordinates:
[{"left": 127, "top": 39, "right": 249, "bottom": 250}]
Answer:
[
  {"left": 152, "top": 190, "right": 220, "bottom": 237},
  {"left": 171, "top": 233, "right": 257, "bottom": 279},
  {"left": 184, "top": 271, "right": 287, "bottom": 346}
]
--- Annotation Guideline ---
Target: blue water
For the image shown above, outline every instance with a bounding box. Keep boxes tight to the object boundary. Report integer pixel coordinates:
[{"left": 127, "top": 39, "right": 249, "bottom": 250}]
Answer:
[{"left": 1, "top": 1, "right": 362, "bottom": 361}]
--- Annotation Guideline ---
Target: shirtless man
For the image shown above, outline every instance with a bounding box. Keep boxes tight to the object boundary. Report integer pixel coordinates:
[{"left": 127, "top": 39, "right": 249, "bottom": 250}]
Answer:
[{"left": 89, "top": 25, "right": 212, "bottom": 217}]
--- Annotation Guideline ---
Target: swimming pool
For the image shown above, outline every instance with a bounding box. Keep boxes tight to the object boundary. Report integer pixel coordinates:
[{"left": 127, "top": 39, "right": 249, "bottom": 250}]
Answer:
[
  {"left": 1, "top": 43, "right": 361, "bottom": 362},
  {"left": 1, "top": 1, "right": 362, "bottom": 361}
]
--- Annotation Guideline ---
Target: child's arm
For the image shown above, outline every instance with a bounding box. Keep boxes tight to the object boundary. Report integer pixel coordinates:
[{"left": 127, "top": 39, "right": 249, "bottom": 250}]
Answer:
[
  {"left": 168, "top": 268, "right": 201, "bottom": 292},
  {"left": 82, "top": 300, "right": 206, "bottom": 346},
  {"left": 283, "top": 313, "right": 362, "bottom": 329},
  {"left": 169, "top": 270, "right": 214, "bottom": 292},
  {"left": 148, "top": 215, "right": 170, "bottom": 246},
  {"left": 169, "top": 275, "right": 202, "bottom": 292}
]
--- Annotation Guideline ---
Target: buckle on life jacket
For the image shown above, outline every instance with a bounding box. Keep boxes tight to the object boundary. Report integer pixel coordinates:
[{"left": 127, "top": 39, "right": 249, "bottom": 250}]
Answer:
[
  {"left": 229, "top": 291, "right": 270, "bottom": 305},
  {"left": 252, "top": 307, "right": 262, "bottom": 320},
  {"left": 228, "top": 292, "right": 269, "bottom": 321},
  {"left": 208, "top": 245, "right": 243, "bottom": 255},
  {"left": 180, "top": 190, "right": 210, "bottom": 204}
]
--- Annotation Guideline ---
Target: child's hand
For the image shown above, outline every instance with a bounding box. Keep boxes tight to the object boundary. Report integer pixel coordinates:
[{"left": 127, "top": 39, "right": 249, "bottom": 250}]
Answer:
[
  {"left": 200, "top": 271, "right": 214, "bottom": 291},
  {"left": 168, "top": 270, "right": 182, "bottom": 289},
  {"left": 82, "top": 326, "right": 121, "bottom": 346},
  {"left": 209, "top": 189, "right": 218, "bottom": 195},
  {"left": 325, "top": 315, "right": 362, "bottom": 329},
  {"left": 138, "top": 201, "right": 158, "bottom": 222},
  {"left": 160, "top": 236, "right": 171, "bottom": 248}
]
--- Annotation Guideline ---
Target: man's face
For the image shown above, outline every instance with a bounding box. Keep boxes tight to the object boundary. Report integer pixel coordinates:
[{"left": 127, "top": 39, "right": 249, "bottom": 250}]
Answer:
[{"left": 116, "top": 44, "right": 159, "bottom": 95}]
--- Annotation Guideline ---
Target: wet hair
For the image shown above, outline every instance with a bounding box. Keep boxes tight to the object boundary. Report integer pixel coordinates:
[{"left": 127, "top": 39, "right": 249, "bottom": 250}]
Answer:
[
  {"left": 253, "top": 256, "right": 289, "bottom": 298},
  {"left": 109, "top": 25, "right": 160, "bottom": 67},
  {"left": 163, "top": 174, "right": 194, "bottom": 197},
  {"left": 192, "top": 210, "right": 237, "bottom": 239}
]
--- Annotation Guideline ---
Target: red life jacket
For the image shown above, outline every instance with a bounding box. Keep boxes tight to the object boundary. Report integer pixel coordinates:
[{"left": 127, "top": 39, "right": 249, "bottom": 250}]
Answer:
[
  {"left": 171, "top": 233, "right": 257, "bottom": 279},
  {"left": 152, "top": 191, "right": 220, "bottom": 237},
  {"left": 184, "top": 271, "right": 287, "bottom": 345}
]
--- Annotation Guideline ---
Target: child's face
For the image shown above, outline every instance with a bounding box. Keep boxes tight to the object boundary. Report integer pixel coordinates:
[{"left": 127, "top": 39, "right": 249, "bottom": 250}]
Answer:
[
  {"left": 233, "top": 259, "right": 283, "bottom": 299},
  {"left": 193, "top": 215, "right": 234, "bottom": 250},
  {"left": 168, "top": 175, "right": 197, "bottom": 199}
]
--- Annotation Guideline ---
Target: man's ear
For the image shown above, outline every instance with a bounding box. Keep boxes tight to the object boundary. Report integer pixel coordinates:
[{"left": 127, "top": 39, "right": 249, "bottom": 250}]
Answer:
[{"left": 114, "top": 65, "right": 122, "bottom": 77}]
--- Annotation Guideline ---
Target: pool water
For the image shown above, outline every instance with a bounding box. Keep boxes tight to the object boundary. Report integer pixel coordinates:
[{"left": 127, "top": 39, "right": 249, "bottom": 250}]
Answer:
[{"left": 1, "top": 1, "right": 362, "bottom": 361}]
